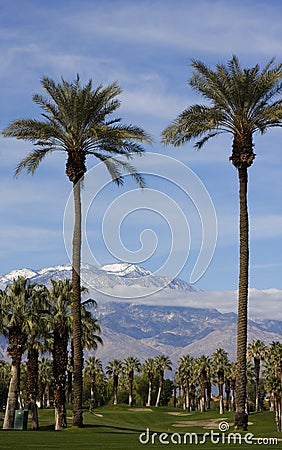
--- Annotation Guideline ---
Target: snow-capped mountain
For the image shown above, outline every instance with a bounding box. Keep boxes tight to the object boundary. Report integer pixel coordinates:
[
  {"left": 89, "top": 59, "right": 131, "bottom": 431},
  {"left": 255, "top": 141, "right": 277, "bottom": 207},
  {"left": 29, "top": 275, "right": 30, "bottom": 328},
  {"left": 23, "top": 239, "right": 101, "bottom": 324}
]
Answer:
[
  {"left": 0, "top": 262, "right": 197, "bottom": 296},
  {"left": 0, "top": 263, "right": 281, "bottom": 366}
]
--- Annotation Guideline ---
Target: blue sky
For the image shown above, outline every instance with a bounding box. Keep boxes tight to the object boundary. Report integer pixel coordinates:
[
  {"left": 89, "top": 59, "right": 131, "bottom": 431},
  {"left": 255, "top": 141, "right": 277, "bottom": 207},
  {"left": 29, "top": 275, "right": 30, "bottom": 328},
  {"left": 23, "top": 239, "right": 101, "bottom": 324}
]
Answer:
[{"left": 0, "top": 0, "right": 281, "bottom": 292}]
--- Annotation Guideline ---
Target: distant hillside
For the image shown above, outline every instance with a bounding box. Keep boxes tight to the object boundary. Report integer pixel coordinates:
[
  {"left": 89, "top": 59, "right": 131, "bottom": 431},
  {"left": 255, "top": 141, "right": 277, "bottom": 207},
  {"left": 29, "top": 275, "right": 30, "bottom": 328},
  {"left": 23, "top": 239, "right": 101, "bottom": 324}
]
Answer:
[{"left": 0, "top": 263, "right": 281, "bottom": 367}]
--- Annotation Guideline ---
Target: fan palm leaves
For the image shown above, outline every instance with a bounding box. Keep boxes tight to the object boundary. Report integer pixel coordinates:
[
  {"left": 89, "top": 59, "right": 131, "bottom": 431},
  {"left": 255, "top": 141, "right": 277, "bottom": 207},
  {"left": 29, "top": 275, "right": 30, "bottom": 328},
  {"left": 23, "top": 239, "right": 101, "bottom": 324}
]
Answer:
[
  {"left": 162, "top": 56, "right": 282, "bottom": 430},
  {"left": 2, "top": 75, "right": 152, "bottom": 427}
]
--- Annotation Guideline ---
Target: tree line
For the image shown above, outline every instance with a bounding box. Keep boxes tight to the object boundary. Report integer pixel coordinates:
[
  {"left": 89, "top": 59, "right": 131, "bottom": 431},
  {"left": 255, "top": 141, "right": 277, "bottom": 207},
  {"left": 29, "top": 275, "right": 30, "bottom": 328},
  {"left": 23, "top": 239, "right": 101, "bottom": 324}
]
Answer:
[
  {"left": 1, "top": 56, "right": 282, "bottom": 431},
  {"left": 0, "top": 279, "right": 281, "bottom": 432}
]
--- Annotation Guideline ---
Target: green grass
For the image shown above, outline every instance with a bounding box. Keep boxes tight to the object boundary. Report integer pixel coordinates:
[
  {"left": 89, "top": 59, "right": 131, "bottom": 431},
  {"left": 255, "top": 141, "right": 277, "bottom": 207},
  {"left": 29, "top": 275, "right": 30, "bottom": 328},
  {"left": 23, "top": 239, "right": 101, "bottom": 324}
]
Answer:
[{"left": 0, "top": 406, "right": 281, "bottom": 449}]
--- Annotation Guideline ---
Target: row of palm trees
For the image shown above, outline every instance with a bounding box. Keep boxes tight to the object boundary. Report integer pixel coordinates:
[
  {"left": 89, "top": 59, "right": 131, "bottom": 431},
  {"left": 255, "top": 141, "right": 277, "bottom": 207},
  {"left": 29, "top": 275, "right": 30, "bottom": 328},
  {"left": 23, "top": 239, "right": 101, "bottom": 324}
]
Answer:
[
  {"left": 0, "top": 277, "right": 102, "bottom": 430},
  {"left": 84, "top": 342, "right": 282, "bottom": 432},
  {"left": 1, "top": 337, "right": 281, "bottom": 430},
  {"left": 2, "top": 57, "right": 282, "bottom": 429}
]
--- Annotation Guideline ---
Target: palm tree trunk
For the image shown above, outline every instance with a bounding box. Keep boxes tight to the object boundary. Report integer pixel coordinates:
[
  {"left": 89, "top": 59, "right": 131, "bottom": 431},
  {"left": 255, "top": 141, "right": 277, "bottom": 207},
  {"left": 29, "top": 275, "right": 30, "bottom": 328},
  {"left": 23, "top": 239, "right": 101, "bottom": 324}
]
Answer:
[
  {"left": 155, "top": 373, "right": 163, "bottom": 407},
  {"left": 113, "top": 375, "right": 118, "bottom": 405},
  {"left": 254, "top": 358, "right": 260, "bottom": 412},
  {"left": 146, "top": 379, "right": 152, "bottom": 407},
  {"left": 200, "top": 383, "right": 206, "bottom": 413},
  {"left": 3, "top": 358, "right": 20, "bottom": 429},
  {"left": 72, "top": 179, "right": 83, "bottom": 428},
  {"left": 234, "top": 167, "right": 249, "bottom": 431},
  {"left": 27, "top": 348, "right": 39, "bottom": 430},
  {"left": 185, "top": 380, "right": 190, "bottom": 411},
  {"left": 89, "top": 380, "right": 95, "bottom": 412},
  {"left": 225, "top": 380, "right": 230, "bottom": 412},
  {"left": 155, "top": 387, "right": 161, "bottom": 407},
  {"left": 53, "top": 328, "right": 67, "bottom": 430},
  {"left": 129, "top": 375, "right": 133, "bottom": 407},
  {"left": 219, "top": 382, "right": 224, "bottom": 415}
]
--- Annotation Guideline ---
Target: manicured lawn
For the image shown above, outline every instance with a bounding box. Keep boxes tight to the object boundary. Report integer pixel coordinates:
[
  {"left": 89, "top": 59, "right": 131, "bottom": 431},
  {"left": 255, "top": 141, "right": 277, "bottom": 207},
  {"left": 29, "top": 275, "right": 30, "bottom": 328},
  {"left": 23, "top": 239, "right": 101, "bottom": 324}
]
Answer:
[{"left": 0, "top": 406, "right": 281, "bottom": 449}]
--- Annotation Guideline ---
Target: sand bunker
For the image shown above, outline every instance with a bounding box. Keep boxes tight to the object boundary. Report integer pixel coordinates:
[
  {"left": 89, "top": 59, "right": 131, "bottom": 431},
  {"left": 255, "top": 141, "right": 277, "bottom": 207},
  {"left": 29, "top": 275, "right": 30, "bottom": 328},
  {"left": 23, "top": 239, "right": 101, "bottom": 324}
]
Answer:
[
  {"left": 128, "top": 408, "right": 152, "bottom": 412},
  {"left": 173, "top": 418, "right": 229, "bottom": 429}
]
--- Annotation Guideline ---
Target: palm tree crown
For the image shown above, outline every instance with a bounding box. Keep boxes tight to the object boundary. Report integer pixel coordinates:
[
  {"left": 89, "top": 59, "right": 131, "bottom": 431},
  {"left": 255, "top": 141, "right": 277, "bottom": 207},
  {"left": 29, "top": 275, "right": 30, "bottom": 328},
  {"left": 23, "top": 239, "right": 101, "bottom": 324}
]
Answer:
[
  {"left": 162, "top": 56, "right": 282, "bottom": 161},
  {"left": 3, "top": 75, "right": 152, "bottom": 184}
]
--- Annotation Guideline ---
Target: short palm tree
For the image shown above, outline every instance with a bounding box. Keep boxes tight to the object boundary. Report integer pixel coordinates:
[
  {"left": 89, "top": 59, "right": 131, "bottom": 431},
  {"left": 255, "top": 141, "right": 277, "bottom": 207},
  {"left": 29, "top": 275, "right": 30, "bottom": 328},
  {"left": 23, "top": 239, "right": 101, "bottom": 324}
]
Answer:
[
  {"left": 84, "top": 356, "right": 103, "bottom": 411},
  {"left": 142, "top": 358, "right": 156, "bottom": 407},
  {"left": 47, "top": 279, "right": 73, "bottom": 430},
  {"left": 0, "top": 278, "right": 46, "bottom": 429},
  {"left": 176, "top": 355, "right": 194, "bottom": 411},
  {"left": 122, "top": 356, "right": 141, "bottom": 407},
  {"left": 154, "top": 355, "right": 172, "bottom": 407},
  {"left": 194, "top": 355, "right": 211, "bottom": 413},
  {"left": 68, "top": 301, "right": 103, "bottom": 403},
  {"left": 38, "top": 357, "right": 53, "bottom": 409},
  {"left": 0, "top": 360, "right": 11, "bottom": 410},
  {"left": 2, "top": 76, "right": 152, "bottom": 427},
  {"left": 162, "top": 57, "right": 282, "bottom": 429},
  {"left": 211, "top": 348, "right": 230, "bottom": 414},
  {"left": 106, "top": 359, "right": 123, "bottom": 405},
  {"left": 264, "top": 341, "right": 282, "bottom": 431},
  {"left": 247, "top": 339, "right": 266, "bottom": 412},
  {"left": 224, "top": 361, "right": 237, "bottom": 412},
  {"left": 26, "top": 297, "right": 49, "bottom": 430}
]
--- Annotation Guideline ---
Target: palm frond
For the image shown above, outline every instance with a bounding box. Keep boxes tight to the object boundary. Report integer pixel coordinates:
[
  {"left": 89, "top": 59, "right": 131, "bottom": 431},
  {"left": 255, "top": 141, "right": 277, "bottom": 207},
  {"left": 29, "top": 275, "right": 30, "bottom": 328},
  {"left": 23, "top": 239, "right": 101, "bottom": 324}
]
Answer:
[{"left": 15, "top": 147, "right": 57, "bottom": 176}]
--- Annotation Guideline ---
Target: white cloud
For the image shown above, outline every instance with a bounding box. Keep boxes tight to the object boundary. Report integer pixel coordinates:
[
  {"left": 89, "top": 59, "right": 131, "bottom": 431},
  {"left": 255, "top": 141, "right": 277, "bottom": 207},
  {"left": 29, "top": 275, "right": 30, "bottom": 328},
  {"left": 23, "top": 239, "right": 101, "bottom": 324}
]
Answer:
[
  {"left": 65, "top": 0, "right": 282, "bottom": 57},
  {"left": 92, "top": 285, "right": 282, "bottom": 320}
]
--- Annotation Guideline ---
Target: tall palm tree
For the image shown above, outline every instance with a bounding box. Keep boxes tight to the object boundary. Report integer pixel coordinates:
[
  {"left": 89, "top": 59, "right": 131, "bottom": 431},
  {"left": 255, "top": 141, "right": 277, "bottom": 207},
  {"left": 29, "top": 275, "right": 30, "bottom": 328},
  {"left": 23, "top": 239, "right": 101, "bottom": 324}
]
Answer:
[
  {"left": 0, "top": 278, "right": 46, "bottom": 429},
  {"left": 211, "top": 348, "right": 230, "bottom": 414},
  {"left": 247, "top": 339, "right": 266, "bottom": 412},
  {"left": 162, "top": 57, "right": 282, "bottom": 430},
  {"left": 142, "top": 358, "right": 156, "bottom": 407},
  {"left": 154, "top": 355, "right": 172, "bottom": 407},
  {"left": 106, "top": 359, "right": 123, "bottom": 405},
  {"left": 122, "top": 356, "right": 141, "bottom": 407},
  {"left": 2, "top": 76, "right": 152, "bottom": 427},
  {"left": 84, "top": 356, "right": 103, "bottom": 412}
]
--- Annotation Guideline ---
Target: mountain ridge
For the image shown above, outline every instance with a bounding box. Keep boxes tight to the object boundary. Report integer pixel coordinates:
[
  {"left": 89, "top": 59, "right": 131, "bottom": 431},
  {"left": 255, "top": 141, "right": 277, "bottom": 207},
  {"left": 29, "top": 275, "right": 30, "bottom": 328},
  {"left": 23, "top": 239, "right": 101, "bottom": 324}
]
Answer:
[{"left": 0, "top": 263, "right": 281, "bottom": 367}]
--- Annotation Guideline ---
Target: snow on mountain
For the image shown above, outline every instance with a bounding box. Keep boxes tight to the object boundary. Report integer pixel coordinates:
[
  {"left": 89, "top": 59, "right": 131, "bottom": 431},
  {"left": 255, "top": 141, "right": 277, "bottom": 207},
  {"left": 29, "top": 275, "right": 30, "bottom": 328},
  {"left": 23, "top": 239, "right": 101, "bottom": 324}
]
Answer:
[
  {"left": 1, "top": 268, "right": 38, "bottom": 284},
  {"left": 0, "top": 262, "right": 281, "bottom": 367},
  {"left": 101, "top": 263, "right": 152, "bottom": 278},
  {"left": 0, "top": 262, "right": 197, "bottom": 296}
]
